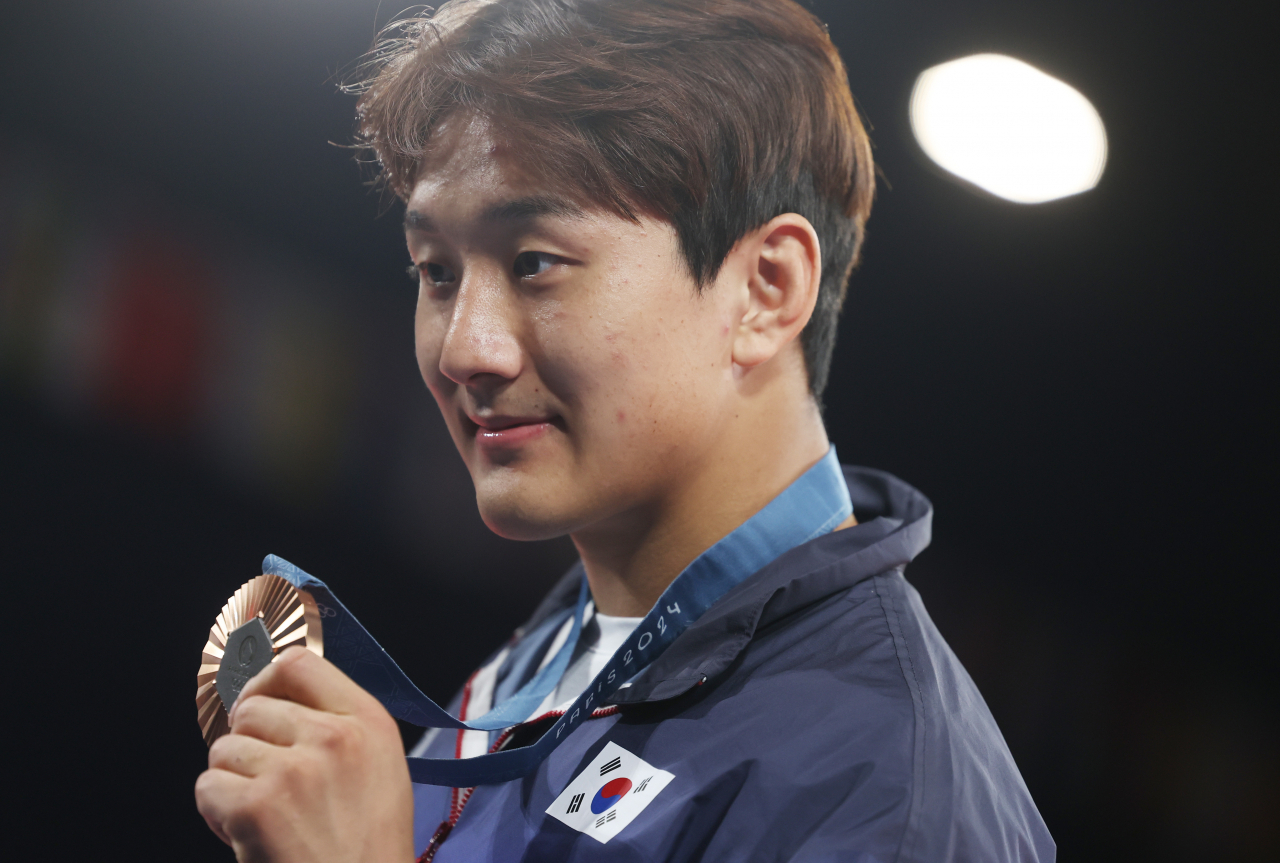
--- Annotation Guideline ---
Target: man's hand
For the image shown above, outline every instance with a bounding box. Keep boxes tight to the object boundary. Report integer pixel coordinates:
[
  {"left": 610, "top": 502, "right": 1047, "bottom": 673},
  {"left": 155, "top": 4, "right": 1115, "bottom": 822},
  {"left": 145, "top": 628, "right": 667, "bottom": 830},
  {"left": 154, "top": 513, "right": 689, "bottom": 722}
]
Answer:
[{"left": 195, "top": 647, "right": 415, "bottom": 863}]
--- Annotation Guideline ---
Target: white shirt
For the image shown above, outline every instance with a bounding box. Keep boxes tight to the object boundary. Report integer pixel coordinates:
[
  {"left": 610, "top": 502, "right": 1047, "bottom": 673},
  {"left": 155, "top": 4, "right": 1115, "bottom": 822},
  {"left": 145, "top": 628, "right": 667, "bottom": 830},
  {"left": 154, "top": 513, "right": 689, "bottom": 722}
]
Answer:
[
  {"left": 410, "top": 602, "right": 643, "bottom": 759},
  {"left": 538, "top": 602, "right": 643, "bottom": 715}
]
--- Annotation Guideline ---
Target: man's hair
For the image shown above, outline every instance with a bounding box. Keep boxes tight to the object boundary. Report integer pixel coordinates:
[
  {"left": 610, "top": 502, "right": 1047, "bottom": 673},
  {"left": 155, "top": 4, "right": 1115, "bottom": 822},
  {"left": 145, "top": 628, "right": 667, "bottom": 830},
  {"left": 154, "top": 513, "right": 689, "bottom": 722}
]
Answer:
[{"left": 353, "top": 0, "right": 874, "bottom": 399}]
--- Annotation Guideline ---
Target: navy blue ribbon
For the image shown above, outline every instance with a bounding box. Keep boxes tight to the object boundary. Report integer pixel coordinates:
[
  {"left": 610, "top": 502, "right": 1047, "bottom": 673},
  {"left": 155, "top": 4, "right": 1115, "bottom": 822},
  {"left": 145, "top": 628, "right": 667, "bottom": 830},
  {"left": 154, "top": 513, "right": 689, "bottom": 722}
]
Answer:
[{"left": 265, "top": 446, "right": 852, "bottom": 786}]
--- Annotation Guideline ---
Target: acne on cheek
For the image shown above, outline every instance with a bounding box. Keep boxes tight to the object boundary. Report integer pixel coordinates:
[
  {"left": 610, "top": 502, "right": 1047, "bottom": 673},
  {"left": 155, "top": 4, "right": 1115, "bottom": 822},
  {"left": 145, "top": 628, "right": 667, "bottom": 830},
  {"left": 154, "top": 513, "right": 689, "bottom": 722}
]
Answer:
[{"left": 603, "top": 330, "right": 627, "bottom": 366}]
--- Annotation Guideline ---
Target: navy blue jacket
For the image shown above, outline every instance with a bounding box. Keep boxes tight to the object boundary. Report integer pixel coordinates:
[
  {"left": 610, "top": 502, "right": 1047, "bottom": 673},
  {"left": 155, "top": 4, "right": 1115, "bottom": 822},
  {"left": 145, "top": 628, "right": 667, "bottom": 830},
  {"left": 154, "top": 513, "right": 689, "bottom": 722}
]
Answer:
[{"left": 411, "top": 466, "right": 1055, "bottom": 862}]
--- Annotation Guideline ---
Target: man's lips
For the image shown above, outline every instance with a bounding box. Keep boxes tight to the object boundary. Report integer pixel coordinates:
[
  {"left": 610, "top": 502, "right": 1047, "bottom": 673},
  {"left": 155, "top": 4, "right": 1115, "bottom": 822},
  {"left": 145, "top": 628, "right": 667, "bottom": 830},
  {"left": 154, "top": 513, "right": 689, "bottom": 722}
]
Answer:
[
  {"left": 468, "top": 414, "right": 549, "bottom": 431},
  {"left": 466, "top": 414, "right": 559, "bottom": 449}
]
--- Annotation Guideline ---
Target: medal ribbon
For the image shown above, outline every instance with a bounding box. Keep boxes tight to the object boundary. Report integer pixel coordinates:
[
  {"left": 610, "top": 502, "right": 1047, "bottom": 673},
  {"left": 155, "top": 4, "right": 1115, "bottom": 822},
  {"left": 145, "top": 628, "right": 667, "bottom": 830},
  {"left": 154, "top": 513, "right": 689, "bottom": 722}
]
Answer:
[{"left": 265, "top": 446, "right": 852, "bottom": 786}]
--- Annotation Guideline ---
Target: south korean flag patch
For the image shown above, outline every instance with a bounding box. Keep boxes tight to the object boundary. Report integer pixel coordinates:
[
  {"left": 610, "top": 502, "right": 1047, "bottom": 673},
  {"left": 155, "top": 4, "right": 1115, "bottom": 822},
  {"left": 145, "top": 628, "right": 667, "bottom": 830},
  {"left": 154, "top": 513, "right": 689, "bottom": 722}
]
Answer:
[{"left": 546, "top": 741, "right": 675, "bottom": 843}]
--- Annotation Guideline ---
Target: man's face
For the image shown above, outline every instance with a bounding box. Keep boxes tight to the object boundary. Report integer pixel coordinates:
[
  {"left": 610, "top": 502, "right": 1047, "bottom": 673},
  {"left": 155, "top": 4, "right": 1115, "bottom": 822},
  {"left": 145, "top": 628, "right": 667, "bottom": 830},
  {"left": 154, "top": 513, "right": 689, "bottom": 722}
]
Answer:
[{"left": 405, "top": 117, "right": 743, "bottom": 541}]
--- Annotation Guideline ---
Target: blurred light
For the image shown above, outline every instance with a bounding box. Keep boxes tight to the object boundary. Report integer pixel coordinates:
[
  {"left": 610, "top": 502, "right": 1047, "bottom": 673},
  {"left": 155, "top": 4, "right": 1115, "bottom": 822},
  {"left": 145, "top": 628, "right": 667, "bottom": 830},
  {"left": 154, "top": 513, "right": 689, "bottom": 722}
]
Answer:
[{"left": 910, "top": 53, "right": 1107, "bottom": 204}]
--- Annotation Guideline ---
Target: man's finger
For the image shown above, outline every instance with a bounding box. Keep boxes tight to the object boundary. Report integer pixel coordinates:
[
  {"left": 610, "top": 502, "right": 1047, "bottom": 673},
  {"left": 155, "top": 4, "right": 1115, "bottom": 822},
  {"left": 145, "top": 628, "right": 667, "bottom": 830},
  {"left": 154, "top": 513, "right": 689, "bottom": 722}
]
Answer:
[
  {"left": 229, "top": 692, "right": 313, "bottom": 746},
  {"left": 208, "top": 730, "right": 283, "bottom": 778},
  {"left": 233, "top": 646, "right": 368, "bottom": 719},
  {"left": 194, "top": 767, "right": 252, "bottom": 847}
]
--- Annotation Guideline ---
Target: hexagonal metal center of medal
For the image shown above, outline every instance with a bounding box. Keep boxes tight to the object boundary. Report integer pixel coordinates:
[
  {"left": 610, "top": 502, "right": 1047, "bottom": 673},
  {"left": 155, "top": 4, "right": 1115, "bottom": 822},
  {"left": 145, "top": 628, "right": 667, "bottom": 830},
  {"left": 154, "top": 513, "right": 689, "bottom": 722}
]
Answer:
[{"left": 216, "top": 616, "right": 274, "bottom": 712}]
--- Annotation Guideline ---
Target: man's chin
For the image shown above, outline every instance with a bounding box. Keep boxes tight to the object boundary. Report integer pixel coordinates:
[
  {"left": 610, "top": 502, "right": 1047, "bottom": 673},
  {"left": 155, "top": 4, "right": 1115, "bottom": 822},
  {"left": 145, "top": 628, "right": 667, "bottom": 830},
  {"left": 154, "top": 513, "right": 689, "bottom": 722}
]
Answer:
[
  {"left": 474, "top": 489, "right": 577, "bottom": 542},
  {"left": 469, "top": 458, "right": 599, "bottom": 540},
  {"left": 477, "top": 507, "right": 574, "bottom": 542}
]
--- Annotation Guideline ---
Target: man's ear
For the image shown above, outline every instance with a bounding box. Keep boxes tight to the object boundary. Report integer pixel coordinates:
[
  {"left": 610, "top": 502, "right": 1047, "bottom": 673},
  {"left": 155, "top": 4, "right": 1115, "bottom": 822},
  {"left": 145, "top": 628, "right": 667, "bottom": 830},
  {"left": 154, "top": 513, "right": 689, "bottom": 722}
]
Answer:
[{"left": 730, "top": 213, "right": 821, "bottom": 371}]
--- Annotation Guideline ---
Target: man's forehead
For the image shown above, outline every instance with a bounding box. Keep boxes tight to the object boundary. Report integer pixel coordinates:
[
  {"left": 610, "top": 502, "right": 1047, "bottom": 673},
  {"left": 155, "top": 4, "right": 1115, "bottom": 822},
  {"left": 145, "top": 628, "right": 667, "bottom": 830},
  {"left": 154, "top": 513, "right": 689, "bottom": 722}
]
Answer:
[
  {"left": 405, "top": 113, "right": 586, "bottom": 230},
  {"left": 408, "top": 115, "right": 503, "bottom": 194}
]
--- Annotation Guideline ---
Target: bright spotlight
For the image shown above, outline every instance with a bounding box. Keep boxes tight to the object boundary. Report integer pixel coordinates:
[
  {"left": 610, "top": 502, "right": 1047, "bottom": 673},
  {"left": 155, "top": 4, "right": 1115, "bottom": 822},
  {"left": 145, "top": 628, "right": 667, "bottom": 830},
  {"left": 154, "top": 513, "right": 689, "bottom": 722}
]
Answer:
[{"left": 909, "top": 53, "right": 1107, "bottom": 204}]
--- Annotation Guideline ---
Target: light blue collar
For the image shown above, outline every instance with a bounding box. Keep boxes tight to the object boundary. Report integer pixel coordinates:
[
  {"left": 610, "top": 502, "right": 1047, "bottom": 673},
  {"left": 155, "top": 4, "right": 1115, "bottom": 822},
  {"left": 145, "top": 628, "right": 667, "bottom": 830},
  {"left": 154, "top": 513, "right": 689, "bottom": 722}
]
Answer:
[{"left": 674, "top": 444, "right": 853, "bottom": 607}]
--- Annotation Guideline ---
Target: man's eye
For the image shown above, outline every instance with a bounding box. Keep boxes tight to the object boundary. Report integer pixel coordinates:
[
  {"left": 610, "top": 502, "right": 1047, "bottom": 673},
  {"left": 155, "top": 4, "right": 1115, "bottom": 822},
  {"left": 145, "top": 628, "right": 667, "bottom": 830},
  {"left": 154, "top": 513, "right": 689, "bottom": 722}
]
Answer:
[
  {"left": 513, "top": 251, "right": 557, "bottom": 279},
  {"left": 409, "top": 262, "right": 457, "bottom": 286}
]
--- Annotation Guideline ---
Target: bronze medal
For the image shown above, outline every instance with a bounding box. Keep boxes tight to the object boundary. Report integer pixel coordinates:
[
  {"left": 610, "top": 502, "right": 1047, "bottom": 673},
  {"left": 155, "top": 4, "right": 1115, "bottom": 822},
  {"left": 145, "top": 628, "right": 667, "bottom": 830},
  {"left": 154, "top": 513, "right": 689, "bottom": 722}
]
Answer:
[{"left": 196, "top": 573, "right": 324, "bottom": 745}]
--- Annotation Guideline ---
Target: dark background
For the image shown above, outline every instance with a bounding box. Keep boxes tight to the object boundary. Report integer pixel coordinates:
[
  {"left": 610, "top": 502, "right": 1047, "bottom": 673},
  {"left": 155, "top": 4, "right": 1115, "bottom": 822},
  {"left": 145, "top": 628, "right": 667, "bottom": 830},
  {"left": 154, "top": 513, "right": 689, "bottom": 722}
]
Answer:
[{"left": 1, "top": 1, "right": 1272, "bottom": 860}]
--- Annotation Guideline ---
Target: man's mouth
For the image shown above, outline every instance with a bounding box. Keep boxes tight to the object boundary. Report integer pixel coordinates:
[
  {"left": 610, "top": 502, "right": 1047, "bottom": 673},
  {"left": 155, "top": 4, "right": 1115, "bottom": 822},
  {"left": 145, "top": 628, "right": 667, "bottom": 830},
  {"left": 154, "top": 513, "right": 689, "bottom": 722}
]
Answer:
[{"left": 466, "top": 413, "right": 560, "bottom": 450}]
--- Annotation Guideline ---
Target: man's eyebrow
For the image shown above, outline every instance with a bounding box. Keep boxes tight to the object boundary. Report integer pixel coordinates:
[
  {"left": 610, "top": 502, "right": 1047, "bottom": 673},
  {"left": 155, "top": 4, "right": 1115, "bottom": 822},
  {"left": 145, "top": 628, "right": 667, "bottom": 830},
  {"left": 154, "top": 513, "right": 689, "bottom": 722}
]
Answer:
[
  {"left": 480, "top": 195, "right": 584, "bottom": 223},
  {"left": 404, "top": 210, "right": 437, "bottom": 232},
  {"left": 404, "top": 196, "right": 583, "bottom": 233}
]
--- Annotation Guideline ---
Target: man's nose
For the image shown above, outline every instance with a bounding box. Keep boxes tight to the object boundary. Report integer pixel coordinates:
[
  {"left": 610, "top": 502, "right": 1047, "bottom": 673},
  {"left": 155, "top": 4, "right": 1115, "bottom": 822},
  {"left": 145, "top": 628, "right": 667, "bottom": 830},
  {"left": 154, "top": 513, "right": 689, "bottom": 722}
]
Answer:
[{"left": 437, "top": 275, "right": 523, "bottom": 387}]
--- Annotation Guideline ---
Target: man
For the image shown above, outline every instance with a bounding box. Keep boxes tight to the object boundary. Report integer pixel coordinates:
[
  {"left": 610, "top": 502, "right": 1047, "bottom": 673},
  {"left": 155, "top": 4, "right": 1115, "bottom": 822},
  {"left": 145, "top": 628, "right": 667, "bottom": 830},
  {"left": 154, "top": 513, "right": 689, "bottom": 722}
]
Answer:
[{"left": 195, "top": 1, "right": 1055, "bottom": 860}]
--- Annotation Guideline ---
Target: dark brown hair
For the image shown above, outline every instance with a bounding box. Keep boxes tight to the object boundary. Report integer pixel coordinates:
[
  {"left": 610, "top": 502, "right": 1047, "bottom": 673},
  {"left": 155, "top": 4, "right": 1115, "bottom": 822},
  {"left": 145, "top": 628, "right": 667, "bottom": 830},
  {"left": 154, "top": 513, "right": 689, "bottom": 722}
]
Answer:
[{"left": 352, "top": 0, "right": 874, "bottom": 398}]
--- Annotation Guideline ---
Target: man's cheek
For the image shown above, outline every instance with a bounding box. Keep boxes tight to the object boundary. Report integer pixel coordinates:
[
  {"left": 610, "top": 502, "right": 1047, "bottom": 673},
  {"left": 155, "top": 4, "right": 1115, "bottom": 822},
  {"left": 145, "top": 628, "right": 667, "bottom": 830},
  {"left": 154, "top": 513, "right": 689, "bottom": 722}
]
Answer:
[{"left": 529, "top": 336, "right": 597, "bottom": 399}]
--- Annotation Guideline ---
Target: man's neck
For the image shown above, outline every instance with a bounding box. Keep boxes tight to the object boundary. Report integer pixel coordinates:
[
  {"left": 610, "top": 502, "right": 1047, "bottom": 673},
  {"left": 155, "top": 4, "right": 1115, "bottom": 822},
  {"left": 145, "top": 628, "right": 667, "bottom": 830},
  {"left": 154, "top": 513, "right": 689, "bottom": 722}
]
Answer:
[{"left": 571, "top": 372, "right": 835, "bottom": 617}]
